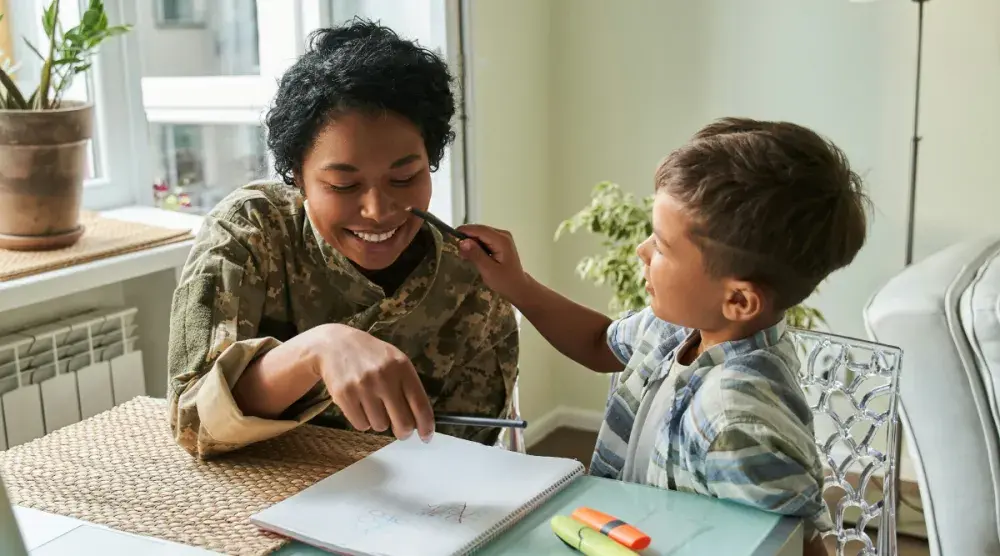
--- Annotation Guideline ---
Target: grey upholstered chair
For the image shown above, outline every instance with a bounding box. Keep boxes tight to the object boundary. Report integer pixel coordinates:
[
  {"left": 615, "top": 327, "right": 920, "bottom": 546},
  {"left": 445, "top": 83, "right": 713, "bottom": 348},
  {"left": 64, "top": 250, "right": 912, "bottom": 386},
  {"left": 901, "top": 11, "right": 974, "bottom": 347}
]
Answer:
[{"left": 865, "top": 236, "right": 1000, "bottom": 556}]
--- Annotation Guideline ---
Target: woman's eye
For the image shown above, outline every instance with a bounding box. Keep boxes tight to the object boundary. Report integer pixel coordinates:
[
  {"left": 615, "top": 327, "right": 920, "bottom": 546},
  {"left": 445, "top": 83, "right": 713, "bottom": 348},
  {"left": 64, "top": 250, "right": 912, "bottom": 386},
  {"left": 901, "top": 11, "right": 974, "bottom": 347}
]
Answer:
[{"left": 390, "top": 174, "right": 418, "bottom": 187}]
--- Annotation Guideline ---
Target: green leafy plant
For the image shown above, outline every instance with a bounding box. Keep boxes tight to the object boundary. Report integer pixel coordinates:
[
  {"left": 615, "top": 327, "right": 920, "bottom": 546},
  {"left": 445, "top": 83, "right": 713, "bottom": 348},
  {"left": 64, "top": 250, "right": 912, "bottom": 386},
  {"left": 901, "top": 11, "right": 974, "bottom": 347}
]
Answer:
[
  {"left": 555, "top": 181, "right": 827, "bottom": 330},
  {"left": 0, "top": 0, "right": 131, "bottom": 110}
]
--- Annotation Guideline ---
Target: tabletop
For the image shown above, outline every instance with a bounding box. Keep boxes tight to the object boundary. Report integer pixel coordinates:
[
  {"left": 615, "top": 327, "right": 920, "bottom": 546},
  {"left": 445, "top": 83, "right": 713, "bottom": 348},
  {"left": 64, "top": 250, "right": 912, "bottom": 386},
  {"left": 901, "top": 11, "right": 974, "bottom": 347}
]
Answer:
[{"left": 272, "top": 475, "right": 802, "bottom": 556}]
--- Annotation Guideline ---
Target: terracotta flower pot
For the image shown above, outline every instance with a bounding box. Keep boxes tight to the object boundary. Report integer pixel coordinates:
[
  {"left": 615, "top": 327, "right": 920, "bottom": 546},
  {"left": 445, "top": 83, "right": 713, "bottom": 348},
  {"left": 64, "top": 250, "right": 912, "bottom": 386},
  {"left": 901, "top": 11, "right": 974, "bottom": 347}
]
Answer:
[{"left": 0, "top": 101, "right": 94, "bottom": 251}]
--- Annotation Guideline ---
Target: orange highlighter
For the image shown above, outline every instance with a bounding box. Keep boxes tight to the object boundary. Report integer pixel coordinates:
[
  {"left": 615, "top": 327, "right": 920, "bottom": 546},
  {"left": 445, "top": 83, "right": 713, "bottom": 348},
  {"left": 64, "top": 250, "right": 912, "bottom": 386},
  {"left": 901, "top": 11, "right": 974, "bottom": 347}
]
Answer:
[{"left": 571, "top": 507, "right": 651, "bottom": 550}]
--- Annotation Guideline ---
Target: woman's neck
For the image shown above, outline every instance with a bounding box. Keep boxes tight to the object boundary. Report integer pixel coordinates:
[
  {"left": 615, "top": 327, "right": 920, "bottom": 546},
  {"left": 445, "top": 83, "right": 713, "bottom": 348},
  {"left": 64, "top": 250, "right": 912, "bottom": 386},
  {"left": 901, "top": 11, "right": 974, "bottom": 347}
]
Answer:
[{"left": 357, "top": 227, "right": 431, "bottom": 297}]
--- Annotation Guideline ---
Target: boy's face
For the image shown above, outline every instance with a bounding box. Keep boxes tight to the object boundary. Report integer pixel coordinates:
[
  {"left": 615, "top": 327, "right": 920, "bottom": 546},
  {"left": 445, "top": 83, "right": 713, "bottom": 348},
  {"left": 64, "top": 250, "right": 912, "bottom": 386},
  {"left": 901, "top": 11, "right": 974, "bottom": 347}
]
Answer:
[{"left": 636, "top": 191, "right": 731, "bottom": 331}]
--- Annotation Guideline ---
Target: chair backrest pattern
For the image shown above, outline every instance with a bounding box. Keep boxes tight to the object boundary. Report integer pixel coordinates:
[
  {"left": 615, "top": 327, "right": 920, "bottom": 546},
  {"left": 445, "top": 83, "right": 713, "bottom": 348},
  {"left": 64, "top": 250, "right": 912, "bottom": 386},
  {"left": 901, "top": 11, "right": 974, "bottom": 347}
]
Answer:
[{"left": 790, "top": 328, "right": 902, "bottom": 556}]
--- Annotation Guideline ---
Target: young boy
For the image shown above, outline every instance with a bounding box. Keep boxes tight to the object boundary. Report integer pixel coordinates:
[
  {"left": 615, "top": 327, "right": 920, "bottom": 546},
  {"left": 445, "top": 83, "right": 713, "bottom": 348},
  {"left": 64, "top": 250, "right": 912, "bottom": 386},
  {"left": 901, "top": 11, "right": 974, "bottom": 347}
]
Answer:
[{"left": 456, "top": 117, "right": 869, "bottom": 555}]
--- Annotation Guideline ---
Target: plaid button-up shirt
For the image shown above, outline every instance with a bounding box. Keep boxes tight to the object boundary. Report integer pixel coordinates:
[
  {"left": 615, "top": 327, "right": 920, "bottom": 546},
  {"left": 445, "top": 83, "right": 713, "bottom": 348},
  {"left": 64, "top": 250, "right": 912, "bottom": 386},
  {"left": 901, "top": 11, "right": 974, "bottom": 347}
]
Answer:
[{"left": 590, "top": 308, "right": 833, "bottom": 535}]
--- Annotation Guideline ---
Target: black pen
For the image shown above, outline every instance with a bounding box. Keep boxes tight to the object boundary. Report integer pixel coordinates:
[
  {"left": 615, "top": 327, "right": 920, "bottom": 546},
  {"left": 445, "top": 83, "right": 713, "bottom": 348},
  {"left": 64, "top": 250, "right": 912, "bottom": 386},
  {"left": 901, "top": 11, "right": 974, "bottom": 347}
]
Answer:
[
  {"left": 407, "top": 207, "right": 494, "bottom": 256},
  {"left": 435, "top": 414, "right": 528, "bottom": 429}
]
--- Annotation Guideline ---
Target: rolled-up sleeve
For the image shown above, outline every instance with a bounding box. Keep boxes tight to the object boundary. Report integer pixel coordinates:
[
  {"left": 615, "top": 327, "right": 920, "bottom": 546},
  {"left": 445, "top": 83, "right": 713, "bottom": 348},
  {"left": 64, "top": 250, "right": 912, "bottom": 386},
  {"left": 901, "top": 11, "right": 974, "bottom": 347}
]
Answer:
[{"left": 166, "top": 204, "right": 329, "bottom": 459}]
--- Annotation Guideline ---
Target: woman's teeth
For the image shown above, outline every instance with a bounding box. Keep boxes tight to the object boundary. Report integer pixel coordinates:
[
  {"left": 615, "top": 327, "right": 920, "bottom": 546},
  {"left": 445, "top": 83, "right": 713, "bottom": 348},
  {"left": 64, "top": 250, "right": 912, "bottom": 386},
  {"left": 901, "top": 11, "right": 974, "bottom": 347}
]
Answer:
[{"left": 351, "top": 227, "right": 399, "bottom": 243}]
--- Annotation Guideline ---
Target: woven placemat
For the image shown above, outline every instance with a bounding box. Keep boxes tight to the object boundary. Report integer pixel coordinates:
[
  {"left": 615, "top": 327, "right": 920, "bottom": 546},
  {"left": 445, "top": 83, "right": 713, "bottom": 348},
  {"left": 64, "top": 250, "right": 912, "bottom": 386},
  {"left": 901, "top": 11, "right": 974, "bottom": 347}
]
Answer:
[
  {"left": 0, "top": 396, "right": 392, "bottom": 555},
  {"left": 0, "top": 212, "right": 193, "bottom": 281}
]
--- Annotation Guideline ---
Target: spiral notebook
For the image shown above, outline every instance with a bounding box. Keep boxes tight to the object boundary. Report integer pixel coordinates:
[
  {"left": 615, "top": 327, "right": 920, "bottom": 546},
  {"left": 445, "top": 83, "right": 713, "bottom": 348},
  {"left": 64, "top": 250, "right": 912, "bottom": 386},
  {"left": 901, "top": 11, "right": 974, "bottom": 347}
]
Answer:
[{"left": 250, "top": 433, "right": 585, "bottom": 556}]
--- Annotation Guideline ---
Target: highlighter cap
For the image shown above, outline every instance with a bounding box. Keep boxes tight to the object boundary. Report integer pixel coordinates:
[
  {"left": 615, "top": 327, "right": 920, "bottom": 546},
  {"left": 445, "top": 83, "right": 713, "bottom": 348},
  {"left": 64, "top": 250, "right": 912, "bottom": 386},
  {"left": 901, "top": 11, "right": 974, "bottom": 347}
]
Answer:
[{"left": 571, "top": 507, "right": 651, "bottom": 550}]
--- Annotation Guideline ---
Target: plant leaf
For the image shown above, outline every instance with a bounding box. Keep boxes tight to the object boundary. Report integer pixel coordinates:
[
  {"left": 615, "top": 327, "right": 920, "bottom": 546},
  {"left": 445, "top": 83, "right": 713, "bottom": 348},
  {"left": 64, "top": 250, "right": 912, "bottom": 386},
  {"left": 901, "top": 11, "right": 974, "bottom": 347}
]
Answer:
[
  {"left": 22, "top": 39, "right": 45, "bottom": 60},
  {"left": 42, "top": 1, "right": 58, "bottom": 36},
  {"left": 82, "top": 7, "right": 101, "bottom": 28},
  {"left": 0, "top": 68, "right": 28, "bottom": 109}
]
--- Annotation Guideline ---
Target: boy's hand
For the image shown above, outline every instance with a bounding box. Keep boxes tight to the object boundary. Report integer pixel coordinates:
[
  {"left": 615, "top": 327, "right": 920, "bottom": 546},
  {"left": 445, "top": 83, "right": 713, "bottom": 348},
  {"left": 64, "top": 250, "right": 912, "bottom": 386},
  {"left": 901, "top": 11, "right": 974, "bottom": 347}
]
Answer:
[
  {"left": 455, "top": 224, "right": 531, "bottom": 302},
  {"left": 459, "top": 224, "right": 622, "bottom": 374}
]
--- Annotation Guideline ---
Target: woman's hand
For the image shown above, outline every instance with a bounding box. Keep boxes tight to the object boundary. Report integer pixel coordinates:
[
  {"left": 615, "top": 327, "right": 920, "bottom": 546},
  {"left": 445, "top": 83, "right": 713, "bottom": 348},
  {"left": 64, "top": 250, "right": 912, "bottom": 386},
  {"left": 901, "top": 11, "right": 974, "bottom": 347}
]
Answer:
[
  {"left": 455, "top": 224, "right": 532, "bottom": 304},
  {"left": 303, "top": 323, "right": 435, "bottom": 442}
]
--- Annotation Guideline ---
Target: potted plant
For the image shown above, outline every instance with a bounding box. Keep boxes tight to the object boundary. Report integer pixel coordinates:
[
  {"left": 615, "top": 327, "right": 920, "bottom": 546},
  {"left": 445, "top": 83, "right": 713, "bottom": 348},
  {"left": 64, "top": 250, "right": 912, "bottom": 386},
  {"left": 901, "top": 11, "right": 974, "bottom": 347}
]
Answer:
[
  {"left": 0, "top": 0, "right": 130, "bottom": 250},
  {"left": 555, "top": 181, "right": 827, "bottom": 330}
]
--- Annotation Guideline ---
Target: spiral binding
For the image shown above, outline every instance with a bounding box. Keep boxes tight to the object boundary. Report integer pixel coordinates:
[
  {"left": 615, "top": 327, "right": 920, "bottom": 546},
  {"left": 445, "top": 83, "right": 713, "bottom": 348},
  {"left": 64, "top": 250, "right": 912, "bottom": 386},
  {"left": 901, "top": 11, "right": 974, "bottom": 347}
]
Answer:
[{"left": 458, "top": 462, "right": 586, "bottom": 555}]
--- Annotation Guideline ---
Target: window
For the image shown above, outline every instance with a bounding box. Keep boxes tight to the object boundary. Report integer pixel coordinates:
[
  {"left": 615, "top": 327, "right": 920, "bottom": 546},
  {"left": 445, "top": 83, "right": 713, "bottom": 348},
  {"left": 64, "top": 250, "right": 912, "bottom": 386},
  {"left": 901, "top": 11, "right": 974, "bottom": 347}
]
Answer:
[
  {"left": 4, "top": 0, "right": 466, "bottom": 224},
  {"left": 155, "top": 0, "right": 208, "bottom": 28},
  {"left": 144, "top": 0, "right": 467, "bottom": 223},
  {"left": 151, "top": 123, "right": 267, "bottom": 211}
]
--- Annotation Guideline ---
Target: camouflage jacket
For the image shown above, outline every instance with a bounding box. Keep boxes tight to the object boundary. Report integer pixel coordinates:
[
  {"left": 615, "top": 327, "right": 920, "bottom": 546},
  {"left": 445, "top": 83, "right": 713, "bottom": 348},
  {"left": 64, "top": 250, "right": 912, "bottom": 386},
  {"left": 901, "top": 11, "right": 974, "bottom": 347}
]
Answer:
[{"left": 166, "top": 182, "right": 519, "bottom": 458}]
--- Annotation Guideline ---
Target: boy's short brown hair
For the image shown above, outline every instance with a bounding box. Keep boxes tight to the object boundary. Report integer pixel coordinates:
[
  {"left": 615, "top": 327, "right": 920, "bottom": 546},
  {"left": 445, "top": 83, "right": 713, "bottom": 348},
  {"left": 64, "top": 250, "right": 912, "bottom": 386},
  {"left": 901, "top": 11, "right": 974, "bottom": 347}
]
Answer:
[{"left": 656, "top": 117, "right": 870, "bottom": 310}]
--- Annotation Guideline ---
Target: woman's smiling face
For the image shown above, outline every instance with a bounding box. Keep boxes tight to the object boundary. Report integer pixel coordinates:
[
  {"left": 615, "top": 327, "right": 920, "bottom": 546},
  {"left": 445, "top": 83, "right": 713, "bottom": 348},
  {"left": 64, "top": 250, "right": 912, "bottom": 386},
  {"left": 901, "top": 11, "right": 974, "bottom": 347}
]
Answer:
[{"left": 298, "top": 110, "right": 433, "bottom": 271}]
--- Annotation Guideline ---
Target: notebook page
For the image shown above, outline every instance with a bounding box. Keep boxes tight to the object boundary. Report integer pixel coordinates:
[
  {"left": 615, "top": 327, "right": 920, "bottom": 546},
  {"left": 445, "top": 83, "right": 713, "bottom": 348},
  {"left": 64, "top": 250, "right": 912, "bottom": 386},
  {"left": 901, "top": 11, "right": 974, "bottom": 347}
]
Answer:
[{"left": 251, "top": 433, "right": 584, "bottom": 556}]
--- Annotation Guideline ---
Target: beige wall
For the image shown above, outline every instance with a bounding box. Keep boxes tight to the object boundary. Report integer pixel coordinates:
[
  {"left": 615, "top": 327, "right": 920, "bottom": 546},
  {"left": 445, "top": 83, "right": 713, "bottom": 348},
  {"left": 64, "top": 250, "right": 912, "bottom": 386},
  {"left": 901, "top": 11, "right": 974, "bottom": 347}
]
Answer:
[
  {"left": 546, "top": 0, "right": 919, "bottom": 412},
  {"left": 465, "top": 0, "right": 557, "bottom": 423},
  {"left": 467, "top": 2, "right": 1000, "bottom": 485},
  {"left": 914, "top": 0, "right": 1000, "bottom": 260}
]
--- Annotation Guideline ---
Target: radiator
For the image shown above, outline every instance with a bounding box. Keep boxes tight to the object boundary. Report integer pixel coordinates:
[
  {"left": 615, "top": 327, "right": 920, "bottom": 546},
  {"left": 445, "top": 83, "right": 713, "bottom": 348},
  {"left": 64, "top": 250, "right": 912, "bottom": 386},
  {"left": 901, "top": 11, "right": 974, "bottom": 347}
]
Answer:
[{"left": 0, "top": 307, "right": 144, "bottom": 450}]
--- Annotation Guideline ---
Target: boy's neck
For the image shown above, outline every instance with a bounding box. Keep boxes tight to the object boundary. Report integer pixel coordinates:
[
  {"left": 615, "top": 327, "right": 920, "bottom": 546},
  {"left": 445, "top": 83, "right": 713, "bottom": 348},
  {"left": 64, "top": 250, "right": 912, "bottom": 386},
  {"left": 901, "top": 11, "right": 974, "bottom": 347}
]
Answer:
[{"left": 681, "top": 312, "right": 785, "bottom": 365}]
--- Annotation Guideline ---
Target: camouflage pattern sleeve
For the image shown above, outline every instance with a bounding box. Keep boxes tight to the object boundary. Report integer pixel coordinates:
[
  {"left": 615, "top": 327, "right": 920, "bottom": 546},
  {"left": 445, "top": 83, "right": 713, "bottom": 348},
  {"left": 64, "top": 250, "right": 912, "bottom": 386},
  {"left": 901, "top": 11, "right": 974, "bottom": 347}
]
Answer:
[{"left": 166, "top": 198, "right": 329, "bottom": 459}]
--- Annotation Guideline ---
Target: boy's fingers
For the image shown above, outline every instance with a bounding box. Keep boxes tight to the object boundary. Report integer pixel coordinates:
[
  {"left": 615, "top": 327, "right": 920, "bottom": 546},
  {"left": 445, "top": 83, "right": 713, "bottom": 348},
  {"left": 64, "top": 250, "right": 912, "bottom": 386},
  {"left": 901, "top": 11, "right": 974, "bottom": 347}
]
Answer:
[
  {"left": 455, "top": 223, "right": 488, "bottom": 235},
  {"left": 456, "top": 224, "right": 502, "bottom": 244},
  {"left": 457, "top": 225, "right": 508, "bottom": 259},
  {"left": 460, "top": 239, "right": 499, "bottom": 264}
]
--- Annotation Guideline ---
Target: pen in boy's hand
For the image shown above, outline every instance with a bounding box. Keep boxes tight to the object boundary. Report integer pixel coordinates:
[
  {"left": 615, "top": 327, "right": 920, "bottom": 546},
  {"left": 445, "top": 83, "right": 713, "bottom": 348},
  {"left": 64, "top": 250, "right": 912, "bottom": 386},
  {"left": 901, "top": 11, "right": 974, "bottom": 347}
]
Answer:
[{"left": 407, "top": 207, "right": 494, "bottom": 256}]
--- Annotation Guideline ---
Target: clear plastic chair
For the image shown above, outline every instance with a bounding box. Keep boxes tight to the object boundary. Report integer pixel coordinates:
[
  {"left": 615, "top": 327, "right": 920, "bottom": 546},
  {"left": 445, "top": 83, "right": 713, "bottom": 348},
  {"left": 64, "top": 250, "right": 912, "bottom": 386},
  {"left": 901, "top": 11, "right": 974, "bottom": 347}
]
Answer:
[
  {"left": 495, "top": 376, "right": 525, "bottom": 453},
  {"left": 604, "top": 329, "right": 903, "bottom": 556},
  {"left": 790, "top": 328, "right": 903, "bottom": 556},
  {"left": 496, "top": 314, "right": 527, "bottom": 453}
]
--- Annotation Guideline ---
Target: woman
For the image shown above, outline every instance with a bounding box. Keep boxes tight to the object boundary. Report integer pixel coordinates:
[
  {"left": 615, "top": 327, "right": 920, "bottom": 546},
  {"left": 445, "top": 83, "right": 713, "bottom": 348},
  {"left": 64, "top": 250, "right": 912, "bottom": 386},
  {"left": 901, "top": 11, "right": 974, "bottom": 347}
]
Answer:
[{"left": 166, "top": 20, "right": 518, "bottom": 459}]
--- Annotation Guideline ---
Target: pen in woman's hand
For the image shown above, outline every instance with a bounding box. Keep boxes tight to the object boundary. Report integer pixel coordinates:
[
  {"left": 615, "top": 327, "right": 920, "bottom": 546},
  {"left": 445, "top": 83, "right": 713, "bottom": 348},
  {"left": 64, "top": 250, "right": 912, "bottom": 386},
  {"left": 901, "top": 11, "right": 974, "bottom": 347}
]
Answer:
[{"left": 434, "top": 414, "right": 527, "bottom": 429}]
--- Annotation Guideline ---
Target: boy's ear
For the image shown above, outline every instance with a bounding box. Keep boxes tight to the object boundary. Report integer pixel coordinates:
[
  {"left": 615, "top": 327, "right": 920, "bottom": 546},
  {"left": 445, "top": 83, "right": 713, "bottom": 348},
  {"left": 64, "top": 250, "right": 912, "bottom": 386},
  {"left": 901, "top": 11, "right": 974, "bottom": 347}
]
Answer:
[{"left": 721, "top": 279, "right": 768, "bottom": 323}]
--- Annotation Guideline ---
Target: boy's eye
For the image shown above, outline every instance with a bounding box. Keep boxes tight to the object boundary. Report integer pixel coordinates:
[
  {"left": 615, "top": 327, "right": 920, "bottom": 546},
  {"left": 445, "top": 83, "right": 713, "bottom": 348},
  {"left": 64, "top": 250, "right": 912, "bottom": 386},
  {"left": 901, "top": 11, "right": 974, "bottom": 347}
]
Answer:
[{"left": 327, "top": 183, "right": 359, "bottom": 192}]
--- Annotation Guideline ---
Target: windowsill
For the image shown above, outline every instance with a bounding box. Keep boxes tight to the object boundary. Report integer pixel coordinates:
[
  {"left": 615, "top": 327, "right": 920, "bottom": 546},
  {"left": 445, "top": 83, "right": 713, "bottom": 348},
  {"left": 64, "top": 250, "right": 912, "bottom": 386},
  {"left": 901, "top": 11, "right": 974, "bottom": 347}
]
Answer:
[
  {"left": 0, "top": 206, "right": 203, "bottom": 313},
  {"left": 99, "top": 205, "right": 204, "bottom": 235}
]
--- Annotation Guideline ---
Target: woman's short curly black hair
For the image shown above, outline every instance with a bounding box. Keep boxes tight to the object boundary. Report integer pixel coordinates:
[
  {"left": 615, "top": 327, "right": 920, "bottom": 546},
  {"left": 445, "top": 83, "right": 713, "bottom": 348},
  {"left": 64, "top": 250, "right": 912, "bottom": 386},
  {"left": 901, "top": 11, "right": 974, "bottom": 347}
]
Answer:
[{"left": 265, "top": 18, "right": 456, "bottom": 186}]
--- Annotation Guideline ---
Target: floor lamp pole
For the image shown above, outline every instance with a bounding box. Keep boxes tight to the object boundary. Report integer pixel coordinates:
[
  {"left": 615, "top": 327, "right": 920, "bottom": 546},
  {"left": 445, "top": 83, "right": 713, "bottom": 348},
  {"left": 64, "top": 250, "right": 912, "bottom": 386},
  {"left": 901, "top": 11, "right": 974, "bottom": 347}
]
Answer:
[
  {"left": 904, "top": 0, "right": 927, "bottom": 267},
  {"left": 893, "top": 0, "right": 928, "bottom": 548}
]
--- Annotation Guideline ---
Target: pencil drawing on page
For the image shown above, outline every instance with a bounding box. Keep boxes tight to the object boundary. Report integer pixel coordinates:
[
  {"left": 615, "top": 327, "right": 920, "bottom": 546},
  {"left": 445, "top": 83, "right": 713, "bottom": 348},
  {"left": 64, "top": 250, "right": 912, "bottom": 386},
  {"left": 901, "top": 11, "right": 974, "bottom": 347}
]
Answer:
[
  {"left": 355, "top": 509, "right": 403, "bottom": 536},
  {"left": 417, "top": 502, "right": 481, "bottom": 524},
  {"left": 352, "top": 501, "right": 485, "bottom": 536}
]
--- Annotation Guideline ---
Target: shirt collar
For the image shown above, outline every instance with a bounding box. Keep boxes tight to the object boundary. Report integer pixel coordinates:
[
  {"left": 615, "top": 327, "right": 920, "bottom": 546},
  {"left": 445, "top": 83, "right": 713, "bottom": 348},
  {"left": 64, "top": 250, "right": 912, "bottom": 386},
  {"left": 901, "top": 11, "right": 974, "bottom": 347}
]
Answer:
[{"left": 693, "top": 317, "right": 788, "bottom": 368}]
